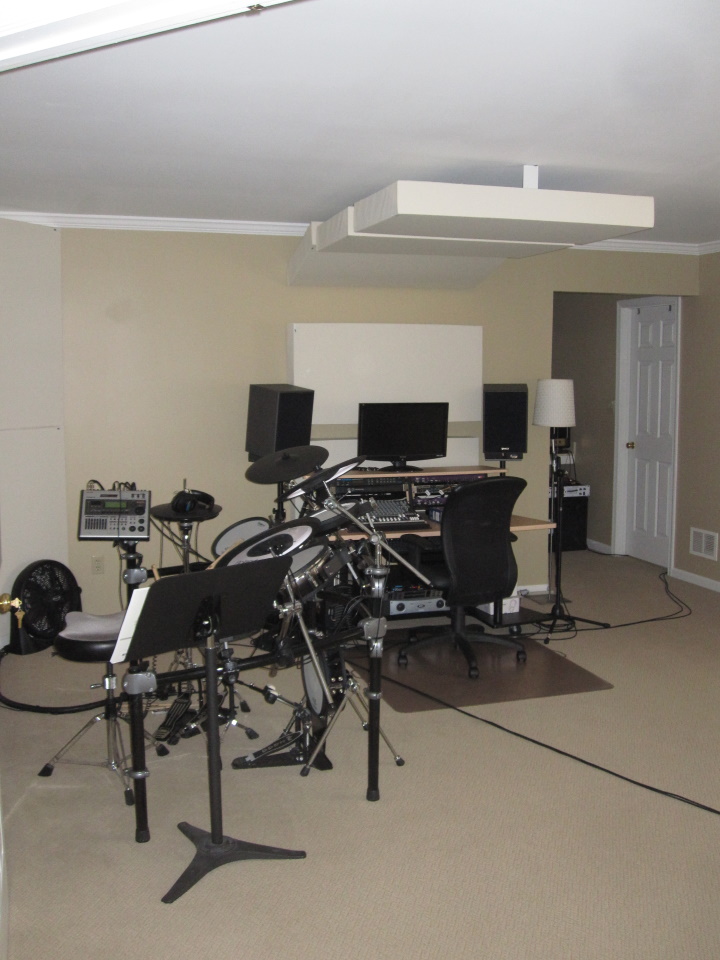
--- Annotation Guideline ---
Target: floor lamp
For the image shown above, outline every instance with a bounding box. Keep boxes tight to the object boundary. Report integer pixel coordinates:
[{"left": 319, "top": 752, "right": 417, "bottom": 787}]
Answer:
[{"left": 533, "top": 379, "right": 609, "bottom": 636}]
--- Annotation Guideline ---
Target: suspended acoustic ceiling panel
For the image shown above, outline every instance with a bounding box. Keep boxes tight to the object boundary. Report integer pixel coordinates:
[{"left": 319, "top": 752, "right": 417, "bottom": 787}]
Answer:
[
  {"left": 353, "top": 181, "right": 655, "bottom": 245},
  {"left": 314, "top": 206, "right": 567, "bottom": 258},
  {"left": 287, "top": 222, "right": 506, "bottom": 288},
  {"left": 287, "top": 179, "right": 655, "bottom": 288}
]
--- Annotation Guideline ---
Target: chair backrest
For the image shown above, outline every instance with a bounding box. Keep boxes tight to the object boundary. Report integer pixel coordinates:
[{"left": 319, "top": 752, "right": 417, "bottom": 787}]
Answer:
[{"left": 441, "top": 476, "right": 527, "bottom": 607}]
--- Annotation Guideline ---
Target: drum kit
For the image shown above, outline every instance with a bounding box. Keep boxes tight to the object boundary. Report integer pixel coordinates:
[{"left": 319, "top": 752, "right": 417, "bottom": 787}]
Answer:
[
  {"left": 148, "top": 444, "right": 430, "bottom": 799},
  {"left": 204, "top": 443, "right": 436, "bottom": 799}
]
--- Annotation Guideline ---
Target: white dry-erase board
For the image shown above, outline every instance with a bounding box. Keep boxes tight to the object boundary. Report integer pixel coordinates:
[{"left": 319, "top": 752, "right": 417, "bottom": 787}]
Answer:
[{"left": 288, "top": 323, "right": 483, "bottom": 424}]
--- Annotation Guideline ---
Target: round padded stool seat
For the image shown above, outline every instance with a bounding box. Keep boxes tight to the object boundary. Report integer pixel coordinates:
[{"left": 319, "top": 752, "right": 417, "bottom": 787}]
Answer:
[{"left": 55, "top": 610, "right": 125, "bottom": 662}]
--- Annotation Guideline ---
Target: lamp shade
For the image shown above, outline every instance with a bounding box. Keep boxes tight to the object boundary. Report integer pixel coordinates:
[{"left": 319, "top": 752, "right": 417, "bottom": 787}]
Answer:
[{"left": 533, "top": 379, "right": 576, "bottom": 428}]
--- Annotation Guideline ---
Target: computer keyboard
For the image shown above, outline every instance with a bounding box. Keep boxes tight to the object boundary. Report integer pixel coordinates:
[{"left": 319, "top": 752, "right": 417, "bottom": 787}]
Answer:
[{"left": 363, "top": 499, "right": 430, "bottom": 531}]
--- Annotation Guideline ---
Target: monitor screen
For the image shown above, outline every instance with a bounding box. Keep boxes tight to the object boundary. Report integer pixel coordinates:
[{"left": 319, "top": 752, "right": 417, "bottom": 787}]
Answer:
[{"left": 356, "top": 402, "right": 449, "bottom": 469}]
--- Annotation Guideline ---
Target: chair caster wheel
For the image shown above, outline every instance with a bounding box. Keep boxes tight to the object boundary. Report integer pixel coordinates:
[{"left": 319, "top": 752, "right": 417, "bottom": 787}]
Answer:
[
  {"left": 468, "top": 665, "right": 479, "bottom": 679},
  {"left": 517, "top": 650, "right": 527, "bottom": 663},
  {"left": 397, "top": 653, "right": 408, "bottom": 667}
]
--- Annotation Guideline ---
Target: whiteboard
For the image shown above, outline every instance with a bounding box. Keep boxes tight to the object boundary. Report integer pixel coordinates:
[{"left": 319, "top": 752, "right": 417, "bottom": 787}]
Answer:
[{"left": 288, "top": 323, "right": 482, "bottom": 424}]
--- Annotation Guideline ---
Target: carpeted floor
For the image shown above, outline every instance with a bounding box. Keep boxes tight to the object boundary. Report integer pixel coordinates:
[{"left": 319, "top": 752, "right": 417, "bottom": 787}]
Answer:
[{"left": 2, "top": 551, "right": 720, "bottom": 960}]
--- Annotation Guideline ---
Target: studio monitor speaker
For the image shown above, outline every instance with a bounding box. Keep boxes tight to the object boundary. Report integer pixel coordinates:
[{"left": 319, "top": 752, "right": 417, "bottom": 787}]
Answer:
[
  {"left": 483, "top": 383, "right": 528, "bottom": 461},
  {"left": 245, "top": 383, "right": 314, "bottom": 461}
]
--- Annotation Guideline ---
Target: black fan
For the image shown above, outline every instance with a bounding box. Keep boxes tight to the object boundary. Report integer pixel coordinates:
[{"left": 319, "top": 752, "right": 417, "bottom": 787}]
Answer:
[{"left": 9, "top": 560, "right": 82, "bottom": 655}]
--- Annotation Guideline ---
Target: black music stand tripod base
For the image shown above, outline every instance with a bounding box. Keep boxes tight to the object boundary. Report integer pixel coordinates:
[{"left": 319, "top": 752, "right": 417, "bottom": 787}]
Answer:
[
  {"left": 162, "top": 822, "right": 306, "bottom": 904},
  {"left": 118, "top": 559, "right": 305, "bottom": 903}
]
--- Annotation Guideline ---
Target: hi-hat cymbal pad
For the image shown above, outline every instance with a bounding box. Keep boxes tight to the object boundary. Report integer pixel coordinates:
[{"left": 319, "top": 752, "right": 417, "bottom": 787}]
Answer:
[{"left": 282, "top": 457, "right": 364, "bottom": 501}]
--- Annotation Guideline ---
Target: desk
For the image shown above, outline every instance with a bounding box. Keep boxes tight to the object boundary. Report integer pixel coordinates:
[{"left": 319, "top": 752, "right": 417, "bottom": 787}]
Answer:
[
  {"left": 330, "top": 464, "right": 551, "bottom": 537},
  {"left": 333, "top": 464, "right": 505, "bottom": 498},
  {"left": 339, "top": 514, "right": 552, "bottom": 539}
]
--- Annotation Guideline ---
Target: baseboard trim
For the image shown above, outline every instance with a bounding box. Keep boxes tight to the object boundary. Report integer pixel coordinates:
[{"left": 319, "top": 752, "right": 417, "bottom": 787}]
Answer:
[
  {"left": 517, "top": 583, "right": 550, "bottom": 596},
  {"left": 668, "top": 566, "right": 720, "bottom": 593},
  {"left": 587, "top": 539, "right": 613, "bottom": 554}
]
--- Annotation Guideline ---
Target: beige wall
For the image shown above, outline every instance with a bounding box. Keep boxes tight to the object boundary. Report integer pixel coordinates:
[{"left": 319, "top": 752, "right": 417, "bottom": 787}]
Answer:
[
  {"left": 0, "top": 220, "right": 67, "bottom": 648},
  {"left": 58, "top": 230, "right": 700, "bottom": 612},
  {"left": 553, "top": 274, "right": 720, "bottom": 591},
  {"left": 675, "top": 253, "right": 720, "bottom": 580},
  {"left": 552, "top": 292, "right": 639, "bottom": 546}
]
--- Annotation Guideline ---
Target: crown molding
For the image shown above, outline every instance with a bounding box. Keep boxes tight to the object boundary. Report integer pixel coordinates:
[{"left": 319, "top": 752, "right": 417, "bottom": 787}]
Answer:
[
  {"left": 0, "top": 211, "right": 308, "bottom": 236},
  {"left": 1, "top": 210, "right": 719, "bottom": 255}
]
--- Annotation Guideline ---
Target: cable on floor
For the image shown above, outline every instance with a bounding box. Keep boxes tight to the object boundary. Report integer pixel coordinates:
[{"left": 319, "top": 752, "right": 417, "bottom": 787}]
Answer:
[
  {"left": 0, "top": 649, "right": 108, "bottom": 714},
  {"left": 520, "top": 568, "right": 692, "bottom": 641},
  {"left": 355, "top": 663, "right": 720, "bottom": 817}
]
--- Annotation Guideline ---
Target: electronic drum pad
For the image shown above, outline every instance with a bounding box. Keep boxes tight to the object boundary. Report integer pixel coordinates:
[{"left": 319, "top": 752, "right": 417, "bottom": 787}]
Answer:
[{"left": 220, "top": 519, "right": 318, "bottom": 564}]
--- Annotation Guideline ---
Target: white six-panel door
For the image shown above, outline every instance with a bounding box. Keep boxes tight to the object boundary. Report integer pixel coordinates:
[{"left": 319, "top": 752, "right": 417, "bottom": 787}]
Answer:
[{"left": 614, "top": 298, "right": 679, "bottom": 566}]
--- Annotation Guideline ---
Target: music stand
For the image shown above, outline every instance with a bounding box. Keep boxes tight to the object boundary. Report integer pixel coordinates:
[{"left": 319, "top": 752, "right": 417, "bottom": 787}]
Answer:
[{"left": 114, "top": 558, "right": 306, "bottom": 903}]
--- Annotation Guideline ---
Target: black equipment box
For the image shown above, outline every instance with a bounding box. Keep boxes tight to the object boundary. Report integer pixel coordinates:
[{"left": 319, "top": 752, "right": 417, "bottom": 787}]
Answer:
[{"left": 550, "top": 484, "right": 589, "bottom": 552}]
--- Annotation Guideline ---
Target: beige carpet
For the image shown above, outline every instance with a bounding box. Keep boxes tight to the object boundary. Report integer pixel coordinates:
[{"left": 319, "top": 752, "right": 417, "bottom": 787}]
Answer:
[{"left": 2, "top": 552, "right": 720, "bottom": 960}]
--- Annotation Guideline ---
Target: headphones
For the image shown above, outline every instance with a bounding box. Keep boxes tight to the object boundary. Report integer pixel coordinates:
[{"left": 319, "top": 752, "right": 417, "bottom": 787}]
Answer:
[{"left": 170, "top": 489, "right": 215, "bottom": 514}]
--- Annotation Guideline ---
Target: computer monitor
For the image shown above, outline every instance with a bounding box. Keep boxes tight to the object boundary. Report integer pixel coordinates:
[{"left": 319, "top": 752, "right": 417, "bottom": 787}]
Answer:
[{"left": 356, "top": 402, "right": 449, "bottom": 470}]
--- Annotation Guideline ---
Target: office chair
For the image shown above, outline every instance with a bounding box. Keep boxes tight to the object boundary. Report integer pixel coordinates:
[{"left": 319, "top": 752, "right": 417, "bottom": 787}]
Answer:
[{"left": 396, "top": 476, "right": 528, "bottom": 679}]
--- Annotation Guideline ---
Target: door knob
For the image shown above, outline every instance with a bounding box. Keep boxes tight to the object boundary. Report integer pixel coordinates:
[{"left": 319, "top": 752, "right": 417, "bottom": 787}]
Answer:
[{"left": 626, "top": 441, "right": 635, "bottom": 449}]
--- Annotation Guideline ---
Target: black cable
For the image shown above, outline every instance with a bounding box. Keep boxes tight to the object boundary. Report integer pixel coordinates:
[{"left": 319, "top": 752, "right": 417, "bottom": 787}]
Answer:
[
  {"left": 0, "top": 649, "right": 109, "bottom": 715},
  {"left": 343, "top": 565, "right": 716, "bottom": 815},
  {"left": 351, "top": 661, "right": 720, "bottom": 818},
  {"left": 521, "top": 567, "right": 692, "bottom": 640}
]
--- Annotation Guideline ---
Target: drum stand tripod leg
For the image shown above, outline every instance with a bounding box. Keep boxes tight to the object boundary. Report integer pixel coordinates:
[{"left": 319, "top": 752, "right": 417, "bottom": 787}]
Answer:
[
  {"left": 300, "top": 698, "right": 347, "bottom": 777},
  {"left": 299, "top": 668, "right": 404, "bottom": 776},
  {"left": 344, "top": 674, "right": 404, "bottom": 766}
]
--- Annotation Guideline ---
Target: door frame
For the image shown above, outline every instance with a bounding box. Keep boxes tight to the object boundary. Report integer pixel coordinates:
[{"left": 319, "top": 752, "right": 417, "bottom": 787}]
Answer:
[{"left": 612, "top": 296, "right": 681, "bottom": 568}]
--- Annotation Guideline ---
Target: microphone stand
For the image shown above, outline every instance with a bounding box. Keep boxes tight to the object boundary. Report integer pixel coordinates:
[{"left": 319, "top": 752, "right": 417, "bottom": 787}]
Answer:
[{"left": 542, "top": 433, "right": 609, "bottom": 637}]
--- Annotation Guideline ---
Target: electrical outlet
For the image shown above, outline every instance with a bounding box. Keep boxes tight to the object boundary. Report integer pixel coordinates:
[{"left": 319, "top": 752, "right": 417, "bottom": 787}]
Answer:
[{"left": 91, "top": 556, "right": 104, "bottom": 576}]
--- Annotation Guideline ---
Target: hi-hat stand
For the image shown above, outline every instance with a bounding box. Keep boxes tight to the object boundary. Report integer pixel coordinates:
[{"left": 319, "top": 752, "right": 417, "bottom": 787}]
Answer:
[{"left": 114, "top": 557, "right": 306, "bottom": 902}]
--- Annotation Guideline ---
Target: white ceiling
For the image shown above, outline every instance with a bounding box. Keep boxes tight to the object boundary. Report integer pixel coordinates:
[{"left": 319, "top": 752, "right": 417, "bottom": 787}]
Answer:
[{"left": 1, "top": 0, "right": 719, "bottom": 249}]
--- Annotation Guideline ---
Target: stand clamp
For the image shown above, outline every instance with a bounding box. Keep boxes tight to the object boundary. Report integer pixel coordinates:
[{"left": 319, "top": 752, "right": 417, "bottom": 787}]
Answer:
[{"left": 123, "top": 671, "right": 158, "bottom": 696}]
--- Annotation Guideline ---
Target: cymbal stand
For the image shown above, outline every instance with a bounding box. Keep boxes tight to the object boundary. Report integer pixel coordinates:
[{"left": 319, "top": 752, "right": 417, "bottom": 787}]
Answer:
[
  {"left": 273, "top": 483, "right": 287, "bottom": 525},
  {"left": 307, "top": 488, "right": 428, "bottom": 800}
]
